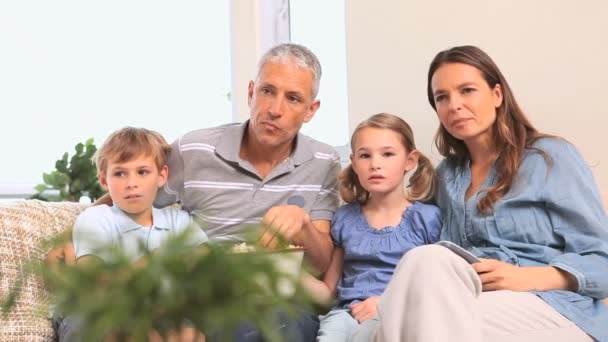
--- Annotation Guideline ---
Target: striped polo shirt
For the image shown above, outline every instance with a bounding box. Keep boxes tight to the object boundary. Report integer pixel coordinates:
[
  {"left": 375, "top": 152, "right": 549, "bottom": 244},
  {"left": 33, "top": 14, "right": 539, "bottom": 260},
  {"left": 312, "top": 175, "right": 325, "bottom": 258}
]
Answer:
[{"left": 155, "top": 121, "right": 341, "bottom": 242}]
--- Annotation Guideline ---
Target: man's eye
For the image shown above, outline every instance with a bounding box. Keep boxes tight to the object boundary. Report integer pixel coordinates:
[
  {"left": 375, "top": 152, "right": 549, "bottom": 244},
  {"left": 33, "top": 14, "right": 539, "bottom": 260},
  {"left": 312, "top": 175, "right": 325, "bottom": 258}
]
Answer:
[
  {"left": 260, "top": 87, "right": 271, "bottom": 95},
  {"left": 288, "top": 96, "right": 301, "bottom": 103}
]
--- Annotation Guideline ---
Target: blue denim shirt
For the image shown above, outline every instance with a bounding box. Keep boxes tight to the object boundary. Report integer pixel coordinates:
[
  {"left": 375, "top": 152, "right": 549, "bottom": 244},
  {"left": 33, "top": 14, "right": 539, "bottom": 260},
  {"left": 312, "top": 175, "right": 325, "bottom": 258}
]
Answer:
[
  {"left": 437, "top": 138, "right": 608, "bottom": 341},
  {"left": 331, "top": 201, "right": 442, "bottom": 307}
]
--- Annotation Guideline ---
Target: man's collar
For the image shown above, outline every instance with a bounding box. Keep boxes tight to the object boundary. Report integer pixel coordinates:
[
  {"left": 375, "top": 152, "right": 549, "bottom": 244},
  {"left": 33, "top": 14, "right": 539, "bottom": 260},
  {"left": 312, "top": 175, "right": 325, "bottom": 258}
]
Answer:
[
  {"left": 215, "top": 120, "right": 314, "bottom": 166},
  {"left": 111, "top": 206, "right": 170, "bottom": 233}
]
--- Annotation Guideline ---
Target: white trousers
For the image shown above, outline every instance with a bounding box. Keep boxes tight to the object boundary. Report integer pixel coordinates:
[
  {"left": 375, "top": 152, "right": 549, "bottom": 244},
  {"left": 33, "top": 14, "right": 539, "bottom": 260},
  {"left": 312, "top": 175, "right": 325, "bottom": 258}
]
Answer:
[{"left": 353, "top": 245, "right": 593, "bottom": 342}]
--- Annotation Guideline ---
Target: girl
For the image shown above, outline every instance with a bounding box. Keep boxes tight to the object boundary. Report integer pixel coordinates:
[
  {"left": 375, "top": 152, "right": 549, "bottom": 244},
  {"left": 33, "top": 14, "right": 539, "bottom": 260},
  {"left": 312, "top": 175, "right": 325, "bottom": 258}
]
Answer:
[{"left": 315, "top": 113, "right": 442, "bottom": 341}]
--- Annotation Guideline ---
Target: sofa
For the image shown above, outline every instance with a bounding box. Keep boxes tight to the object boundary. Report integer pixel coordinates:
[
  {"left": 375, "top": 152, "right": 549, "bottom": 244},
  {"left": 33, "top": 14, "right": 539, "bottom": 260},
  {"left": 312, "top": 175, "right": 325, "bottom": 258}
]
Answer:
[{"left": 0, "top": 200, "right": 85, "bottom": 341}]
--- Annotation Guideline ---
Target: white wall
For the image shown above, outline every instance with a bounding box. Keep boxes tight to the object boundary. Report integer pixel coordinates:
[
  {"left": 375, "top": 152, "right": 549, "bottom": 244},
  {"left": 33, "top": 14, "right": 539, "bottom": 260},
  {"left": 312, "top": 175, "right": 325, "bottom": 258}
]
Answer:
[{"left": 345, "top": 0, "right": 608, "bottom": 201}]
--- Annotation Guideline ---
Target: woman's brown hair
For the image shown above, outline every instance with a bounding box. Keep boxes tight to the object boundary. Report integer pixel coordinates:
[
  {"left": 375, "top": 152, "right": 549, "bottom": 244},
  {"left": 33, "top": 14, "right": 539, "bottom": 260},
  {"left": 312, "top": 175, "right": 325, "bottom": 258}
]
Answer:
[
  {"left": 427, "top": 45, "right": 551, "bottom": 214},
  {"left": 340, "top": 113, "right": 435, "bottom": 204}
]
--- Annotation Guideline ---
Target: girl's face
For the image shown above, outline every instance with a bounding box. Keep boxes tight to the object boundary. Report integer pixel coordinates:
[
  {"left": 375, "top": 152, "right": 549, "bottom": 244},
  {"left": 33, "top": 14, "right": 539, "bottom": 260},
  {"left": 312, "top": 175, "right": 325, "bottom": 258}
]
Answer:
[
  {"left": 430, "top": 62, "right": 503, "bottom": 147},
  {"left": 351, "top": 127, "right": 418, "bottom": 198}
]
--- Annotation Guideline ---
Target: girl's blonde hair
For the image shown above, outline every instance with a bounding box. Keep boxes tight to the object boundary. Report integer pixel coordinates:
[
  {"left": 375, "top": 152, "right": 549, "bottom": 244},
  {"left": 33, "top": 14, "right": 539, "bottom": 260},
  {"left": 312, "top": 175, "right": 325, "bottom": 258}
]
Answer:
[{"left": 340, "top": 113, "right": 435, "bottom": 204}]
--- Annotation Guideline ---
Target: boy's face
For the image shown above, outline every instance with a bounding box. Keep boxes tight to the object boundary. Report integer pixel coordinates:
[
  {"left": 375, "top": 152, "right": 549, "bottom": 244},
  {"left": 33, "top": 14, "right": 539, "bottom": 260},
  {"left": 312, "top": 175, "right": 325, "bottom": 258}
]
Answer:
[{"left": 98, "top": 154, "right": 168, "bottom": 226}]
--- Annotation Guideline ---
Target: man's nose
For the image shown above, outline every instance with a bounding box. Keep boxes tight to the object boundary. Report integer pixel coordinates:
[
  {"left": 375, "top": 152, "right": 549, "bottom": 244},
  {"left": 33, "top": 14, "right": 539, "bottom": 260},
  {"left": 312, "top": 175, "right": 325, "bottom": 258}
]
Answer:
[{"left": 268, "top": 95, "right": 285, "bottom": 117}]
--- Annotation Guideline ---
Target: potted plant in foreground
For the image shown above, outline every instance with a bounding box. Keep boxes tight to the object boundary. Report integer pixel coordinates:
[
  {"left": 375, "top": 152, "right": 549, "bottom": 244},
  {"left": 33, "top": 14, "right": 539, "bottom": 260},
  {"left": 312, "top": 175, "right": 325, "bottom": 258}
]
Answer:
[{"left": 2, "top": 232, "right": 310, "bottom": 341}]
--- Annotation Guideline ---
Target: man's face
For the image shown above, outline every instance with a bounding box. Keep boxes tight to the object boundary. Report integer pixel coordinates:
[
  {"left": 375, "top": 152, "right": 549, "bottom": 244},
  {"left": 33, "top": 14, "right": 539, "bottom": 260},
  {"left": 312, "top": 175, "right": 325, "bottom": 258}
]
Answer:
[{"left": 247, "top": 61, "right": 320, "bottom": 150}]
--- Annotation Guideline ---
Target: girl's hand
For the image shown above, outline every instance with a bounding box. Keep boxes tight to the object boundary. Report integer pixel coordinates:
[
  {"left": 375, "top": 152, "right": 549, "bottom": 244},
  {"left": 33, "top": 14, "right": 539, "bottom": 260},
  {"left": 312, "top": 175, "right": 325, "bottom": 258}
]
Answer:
[
  {"left": 472, "top": 259, "right": 577, "bottom": 292},
  {"left": 350, "top": 296, "right": 379, "bottom": 323}
]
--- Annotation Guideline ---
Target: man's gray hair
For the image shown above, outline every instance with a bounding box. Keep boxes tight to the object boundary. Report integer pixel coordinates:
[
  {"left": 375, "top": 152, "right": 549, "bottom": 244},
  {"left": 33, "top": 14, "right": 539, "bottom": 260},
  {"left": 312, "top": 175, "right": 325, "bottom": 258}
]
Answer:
[{"left": 256, "top": 43, "right": 322, "bottom": 99}]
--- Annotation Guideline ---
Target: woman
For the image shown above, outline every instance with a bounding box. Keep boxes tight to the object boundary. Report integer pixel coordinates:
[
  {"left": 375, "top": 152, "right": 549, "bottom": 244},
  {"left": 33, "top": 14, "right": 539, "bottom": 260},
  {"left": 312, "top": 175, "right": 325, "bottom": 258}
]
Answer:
[{"left": 356, "top": 46, "right": 608, "bottom": 342}]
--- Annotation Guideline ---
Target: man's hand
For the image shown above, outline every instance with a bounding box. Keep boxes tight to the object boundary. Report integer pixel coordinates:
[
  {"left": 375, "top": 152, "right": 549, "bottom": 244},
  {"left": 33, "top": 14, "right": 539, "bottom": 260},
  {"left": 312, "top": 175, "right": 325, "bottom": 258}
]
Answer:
[
  {"left": 473, "top": 259, "right": 577, "bottom": 292},
  {"left": 258, "top": 205, "right": 310, "bottom": 249},
  {"left": 350, "top": 296, "right": 379, "bottom": 323}
]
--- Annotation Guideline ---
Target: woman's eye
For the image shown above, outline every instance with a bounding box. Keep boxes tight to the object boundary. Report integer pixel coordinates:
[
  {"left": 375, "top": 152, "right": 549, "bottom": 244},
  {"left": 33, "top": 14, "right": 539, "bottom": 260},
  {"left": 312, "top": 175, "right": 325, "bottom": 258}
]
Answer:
[
  {"left": 462, "top": 87, "right": 476, "bottom": 94},
  {"left": 435, "top": 94, "right": 446, "bottom": 103}
]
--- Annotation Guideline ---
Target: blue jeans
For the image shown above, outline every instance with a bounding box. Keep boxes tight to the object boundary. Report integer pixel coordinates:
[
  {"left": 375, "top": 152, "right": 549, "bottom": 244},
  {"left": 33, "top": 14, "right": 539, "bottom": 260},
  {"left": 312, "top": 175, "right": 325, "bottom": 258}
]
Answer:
[{"left": 207, "top": 307, "right": 319, "bottom": 342}]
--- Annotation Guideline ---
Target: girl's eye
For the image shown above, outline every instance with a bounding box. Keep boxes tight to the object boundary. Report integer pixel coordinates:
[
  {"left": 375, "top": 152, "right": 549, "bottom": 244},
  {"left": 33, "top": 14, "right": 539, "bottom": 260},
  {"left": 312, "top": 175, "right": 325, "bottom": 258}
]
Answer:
[{"left": 383, "top": 152, "right": 395, "bottom": 157}]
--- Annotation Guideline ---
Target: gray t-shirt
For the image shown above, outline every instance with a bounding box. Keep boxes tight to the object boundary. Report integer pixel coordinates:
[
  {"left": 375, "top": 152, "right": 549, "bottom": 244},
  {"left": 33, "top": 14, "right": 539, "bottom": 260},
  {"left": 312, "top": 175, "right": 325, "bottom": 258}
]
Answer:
[{"left": 155, "top": 121, "right": 341, "bottom": 242}]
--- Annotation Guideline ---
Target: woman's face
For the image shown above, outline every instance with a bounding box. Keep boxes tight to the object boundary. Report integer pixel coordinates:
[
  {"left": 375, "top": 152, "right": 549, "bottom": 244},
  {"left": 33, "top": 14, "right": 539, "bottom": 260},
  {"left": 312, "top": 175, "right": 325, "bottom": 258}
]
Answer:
[{"left": 430, "top": 63, "right": 503, "bottom": 147}]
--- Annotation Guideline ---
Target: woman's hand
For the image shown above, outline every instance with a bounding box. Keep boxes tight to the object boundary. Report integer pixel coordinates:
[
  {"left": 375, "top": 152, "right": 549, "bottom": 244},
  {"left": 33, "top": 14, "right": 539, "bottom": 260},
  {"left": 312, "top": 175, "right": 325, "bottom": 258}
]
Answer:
[
  {"left": 350, "top": 296, "right": 379, "bottom": 323},
  {"left": 473, "top": 259, "right": 577, "bottom": 292}
]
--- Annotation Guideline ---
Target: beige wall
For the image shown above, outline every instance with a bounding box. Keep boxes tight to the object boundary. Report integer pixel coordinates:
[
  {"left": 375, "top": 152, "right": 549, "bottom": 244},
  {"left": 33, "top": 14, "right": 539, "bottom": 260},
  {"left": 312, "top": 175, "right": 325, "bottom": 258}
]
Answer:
[{"left": 345, "top": 0, "right": 608, "bottom": 201}]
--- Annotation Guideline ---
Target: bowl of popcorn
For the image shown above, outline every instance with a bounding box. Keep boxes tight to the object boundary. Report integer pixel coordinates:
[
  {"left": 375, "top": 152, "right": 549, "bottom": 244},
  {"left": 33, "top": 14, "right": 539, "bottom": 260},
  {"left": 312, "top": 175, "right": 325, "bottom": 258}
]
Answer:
[{"left": 231, "top": 243, "right": 305, "bottom": 298}]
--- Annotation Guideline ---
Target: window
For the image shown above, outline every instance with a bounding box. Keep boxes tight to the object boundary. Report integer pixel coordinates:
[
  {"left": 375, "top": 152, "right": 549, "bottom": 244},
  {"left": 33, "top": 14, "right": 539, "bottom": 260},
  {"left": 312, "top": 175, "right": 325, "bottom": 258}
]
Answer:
[
  {"left": 289, "top": 0, "right": 350, "bottom": 148},
  {"left": 0, "top": 1, "right": 231, "bottom": 197}
]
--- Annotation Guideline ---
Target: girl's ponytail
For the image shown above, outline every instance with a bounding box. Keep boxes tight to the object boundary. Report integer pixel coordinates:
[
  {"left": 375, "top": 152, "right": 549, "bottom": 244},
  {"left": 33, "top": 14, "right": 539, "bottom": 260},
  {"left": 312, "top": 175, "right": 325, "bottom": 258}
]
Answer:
[
  {"left": 339, "top": 164, "right": 370, "bottom": 204},
  {"left": 406, "top": 152, "right": 435, "bottom": 202}
]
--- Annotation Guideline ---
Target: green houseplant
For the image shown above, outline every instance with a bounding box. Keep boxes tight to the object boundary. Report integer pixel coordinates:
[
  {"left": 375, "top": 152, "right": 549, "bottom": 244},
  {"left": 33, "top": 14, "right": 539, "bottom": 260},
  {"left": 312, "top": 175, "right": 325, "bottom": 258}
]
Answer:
[{"left": 31, "top": 138, "right": 105, "bottom": 202}]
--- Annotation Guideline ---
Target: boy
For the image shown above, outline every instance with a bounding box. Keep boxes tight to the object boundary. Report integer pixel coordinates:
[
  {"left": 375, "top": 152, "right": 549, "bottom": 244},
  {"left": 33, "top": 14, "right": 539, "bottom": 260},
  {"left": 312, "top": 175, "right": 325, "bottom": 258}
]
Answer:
[{"left": 59, "top": 127, "right": 207, "bottom": 341}]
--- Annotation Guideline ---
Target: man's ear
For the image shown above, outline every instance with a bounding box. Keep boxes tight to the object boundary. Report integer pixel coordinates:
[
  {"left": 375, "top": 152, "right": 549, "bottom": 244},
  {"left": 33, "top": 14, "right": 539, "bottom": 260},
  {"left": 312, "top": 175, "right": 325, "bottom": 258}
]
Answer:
[
  {"left": 405, "top": 150, "right": 420, "bottom": 172},
  {"left": 303, "top": 99, "right": 320, "bottom": 123},
  {"left": 157, "top": 165, "right": 168, "bottom": 188},
  {"left": 247, "top": 80, "right": 255, "bottom": 107},
  {"left": 98, "top": 172, "right": 109, "bottom": 190}
]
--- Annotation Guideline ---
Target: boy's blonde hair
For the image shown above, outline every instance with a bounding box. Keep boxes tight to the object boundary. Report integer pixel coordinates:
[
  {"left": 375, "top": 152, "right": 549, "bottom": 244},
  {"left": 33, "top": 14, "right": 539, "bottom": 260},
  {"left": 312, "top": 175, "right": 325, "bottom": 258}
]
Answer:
[{"left": 95, "top": 127, "right": 171, "bottom": 175}]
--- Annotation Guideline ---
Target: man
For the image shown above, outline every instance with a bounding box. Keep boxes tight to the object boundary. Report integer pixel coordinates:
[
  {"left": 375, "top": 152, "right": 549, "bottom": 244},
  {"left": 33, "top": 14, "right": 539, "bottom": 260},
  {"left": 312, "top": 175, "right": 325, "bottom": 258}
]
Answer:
[{"left": 50, "top": 43, "right": 341, "bottom": 341}]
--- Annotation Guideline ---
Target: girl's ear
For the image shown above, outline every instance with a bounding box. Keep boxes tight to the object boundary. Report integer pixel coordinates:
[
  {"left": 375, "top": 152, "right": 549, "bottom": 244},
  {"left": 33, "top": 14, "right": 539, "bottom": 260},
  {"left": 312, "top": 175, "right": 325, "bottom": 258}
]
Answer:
[{"left": 405, "top": 149, "right": 420, "bottom": 172}]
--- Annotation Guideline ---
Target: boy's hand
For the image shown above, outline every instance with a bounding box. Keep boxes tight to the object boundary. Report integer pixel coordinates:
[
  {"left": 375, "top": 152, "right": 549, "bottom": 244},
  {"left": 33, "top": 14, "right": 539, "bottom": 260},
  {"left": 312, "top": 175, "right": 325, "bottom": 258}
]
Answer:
[
  {"left": 46, "top": 233, "right": 76, "bottom": 267},
  {"left": 350, "top": 296, "right": 379, "bottom": 323}
]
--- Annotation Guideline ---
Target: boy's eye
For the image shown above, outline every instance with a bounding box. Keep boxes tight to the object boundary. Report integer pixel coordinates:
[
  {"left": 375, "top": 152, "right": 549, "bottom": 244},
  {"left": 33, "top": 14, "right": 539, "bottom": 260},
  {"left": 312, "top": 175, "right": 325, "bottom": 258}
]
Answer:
[
  {"left": 358, "top": 153, "right": 370, "bottom": 159},
  {"left": 138, "top": 169, "right": 150, "bottom": 176},
  {"left": 113, "top": 171, "right": 125, "bottom": 177}
]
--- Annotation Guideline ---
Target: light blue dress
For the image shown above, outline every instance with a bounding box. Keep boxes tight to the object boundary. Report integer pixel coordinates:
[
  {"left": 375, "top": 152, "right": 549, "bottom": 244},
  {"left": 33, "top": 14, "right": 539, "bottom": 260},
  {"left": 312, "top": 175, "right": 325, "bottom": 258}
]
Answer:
[
  {"left": 436, "top": 137, "right": 608, "bottom": 341},
  {"left": 317, "top": 201, "right": 442, "bottom": 341}
]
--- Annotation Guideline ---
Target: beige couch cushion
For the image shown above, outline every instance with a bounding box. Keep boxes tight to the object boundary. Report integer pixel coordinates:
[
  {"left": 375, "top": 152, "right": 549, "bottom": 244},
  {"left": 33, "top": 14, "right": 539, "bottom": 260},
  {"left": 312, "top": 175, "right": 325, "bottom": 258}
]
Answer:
[{"left": 0, "top": 200, "right": 84, "bottom": 341}]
